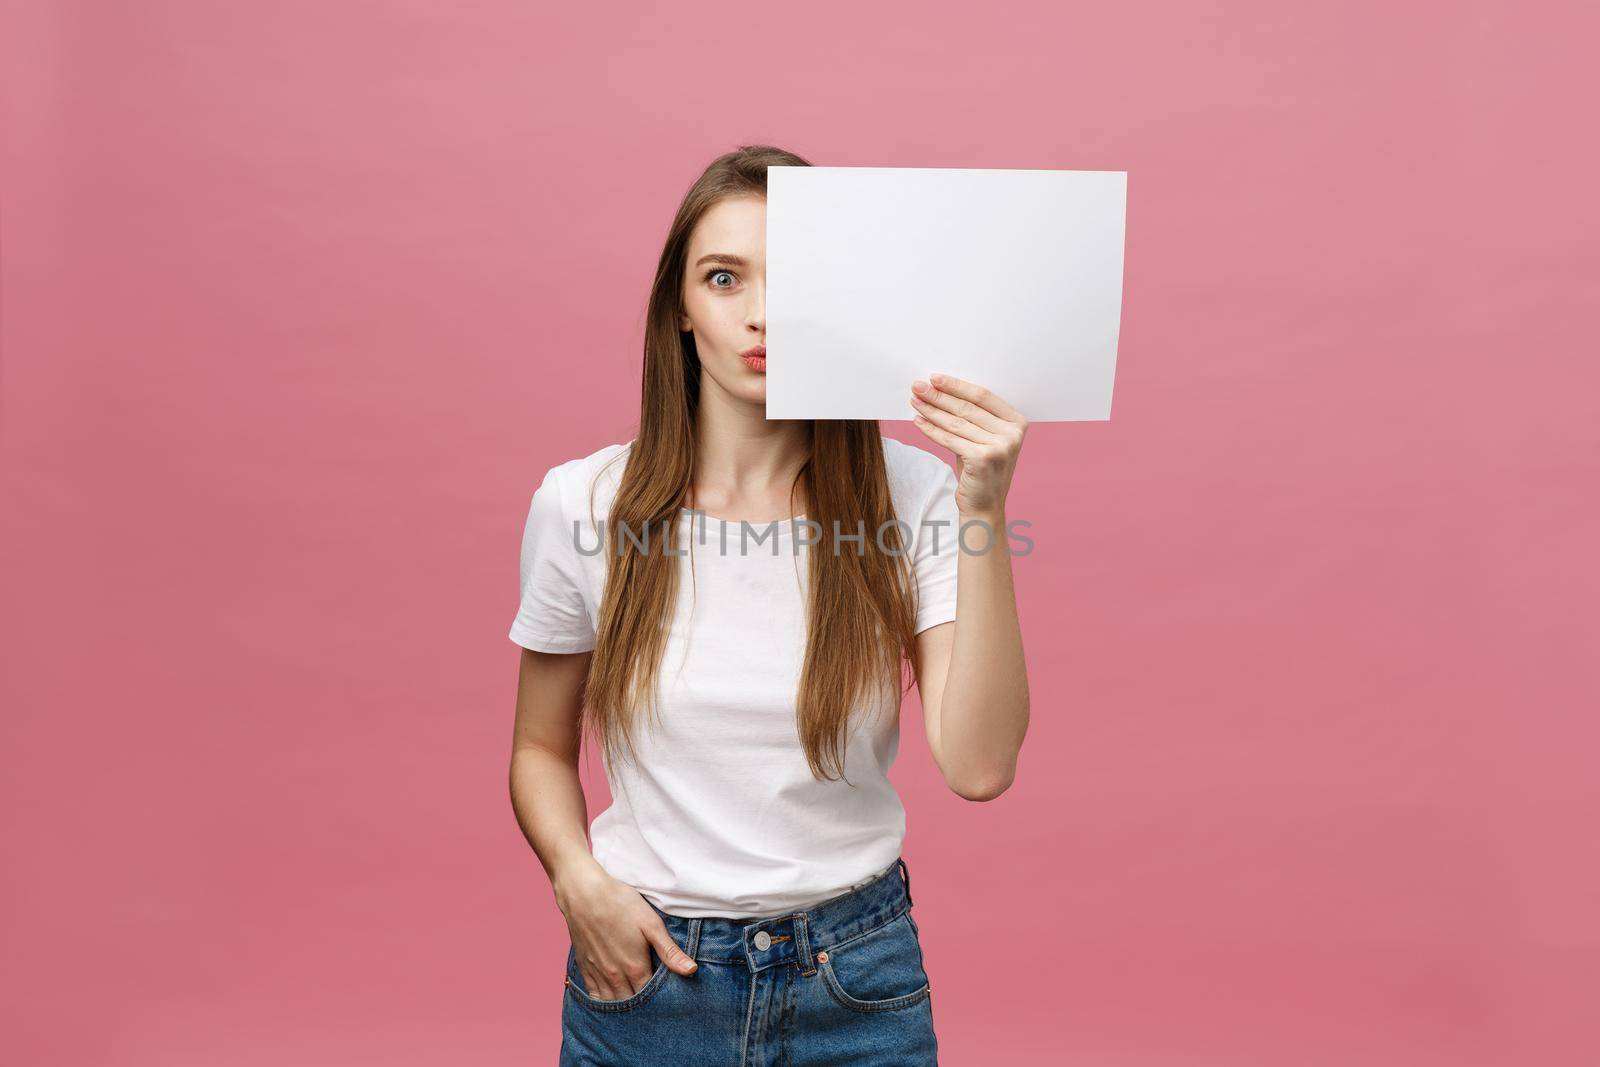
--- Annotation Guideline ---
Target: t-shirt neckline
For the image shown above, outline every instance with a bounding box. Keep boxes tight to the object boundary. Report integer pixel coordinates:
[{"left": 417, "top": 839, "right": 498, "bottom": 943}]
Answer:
[{"left": 677, "top": 508, "right": 810, "bottom": 537}]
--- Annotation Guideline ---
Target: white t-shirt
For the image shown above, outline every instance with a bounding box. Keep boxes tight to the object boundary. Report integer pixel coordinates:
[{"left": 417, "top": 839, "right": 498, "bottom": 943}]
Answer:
[{"left": 509, "top": 436, "right": 960, "bottom": 917}]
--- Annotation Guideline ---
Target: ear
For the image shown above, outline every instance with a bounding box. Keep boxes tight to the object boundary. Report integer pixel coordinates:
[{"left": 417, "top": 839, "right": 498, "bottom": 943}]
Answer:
[{"left": 678, "top": 314, "right": 692, "bottom": 333}]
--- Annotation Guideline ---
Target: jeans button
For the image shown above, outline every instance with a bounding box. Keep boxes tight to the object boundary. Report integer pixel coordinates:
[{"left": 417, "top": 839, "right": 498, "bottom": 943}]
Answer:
[{"left": 753, "top": 930, "right": 772, "bottom": 950}]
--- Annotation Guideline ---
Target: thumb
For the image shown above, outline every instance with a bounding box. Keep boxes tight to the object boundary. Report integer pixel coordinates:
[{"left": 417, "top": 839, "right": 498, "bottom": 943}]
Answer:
[{"left": 644, "top": 918, "right": 698, "bottom": 976}]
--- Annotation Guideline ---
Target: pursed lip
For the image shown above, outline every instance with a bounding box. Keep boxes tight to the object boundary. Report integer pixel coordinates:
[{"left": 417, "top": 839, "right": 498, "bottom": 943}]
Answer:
[{"left": 740, "top": 345, "right": 766, "bottom": 358}]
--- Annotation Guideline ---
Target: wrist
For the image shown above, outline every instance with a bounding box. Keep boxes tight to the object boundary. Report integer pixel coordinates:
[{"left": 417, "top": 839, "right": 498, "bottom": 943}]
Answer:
[
  {"left": 550, "top": 852, "right": 605, "bottom": 909},
  {"left": 956, "top": 505, "right": 1007, "bottom": 526}
]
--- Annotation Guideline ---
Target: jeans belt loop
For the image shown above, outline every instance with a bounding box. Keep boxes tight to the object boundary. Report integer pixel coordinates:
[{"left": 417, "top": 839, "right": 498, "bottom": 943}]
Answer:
[{"left": 795, "top": 913, "right": 816, "bottom": 977}]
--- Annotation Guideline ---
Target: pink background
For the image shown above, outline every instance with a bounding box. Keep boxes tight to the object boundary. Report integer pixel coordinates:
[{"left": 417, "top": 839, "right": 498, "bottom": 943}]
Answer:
[{"left": 3, "top": 2, "right": 1596, "bottom": 1064}]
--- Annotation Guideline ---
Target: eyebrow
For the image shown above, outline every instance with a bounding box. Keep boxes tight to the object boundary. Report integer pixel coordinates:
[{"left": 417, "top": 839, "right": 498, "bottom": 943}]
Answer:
[{"left": 693, "top": 253, "right": 750, "bottom": 267}]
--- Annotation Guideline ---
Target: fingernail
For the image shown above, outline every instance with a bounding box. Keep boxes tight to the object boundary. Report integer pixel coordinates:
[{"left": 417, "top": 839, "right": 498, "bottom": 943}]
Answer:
[
  {"left": 912, "top": 380, "right": 929, "bottom": 393},
  {"left": 930, "top": 373, "right": 946, "bottom": 385}
]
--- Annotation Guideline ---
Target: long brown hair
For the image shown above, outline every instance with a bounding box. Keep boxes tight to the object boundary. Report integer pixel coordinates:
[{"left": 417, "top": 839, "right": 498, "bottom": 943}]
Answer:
[{"left": 583, "top": 145, "right": 921, "bottom": 783}]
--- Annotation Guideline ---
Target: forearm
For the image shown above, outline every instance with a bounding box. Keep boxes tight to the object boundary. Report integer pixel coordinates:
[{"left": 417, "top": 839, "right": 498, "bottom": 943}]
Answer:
[
  {"left": 938, "top": 507, "right": 1030, "bottom": 794},
  {"left": 509, "top": 743, "right": 603, "bottom": 903}
]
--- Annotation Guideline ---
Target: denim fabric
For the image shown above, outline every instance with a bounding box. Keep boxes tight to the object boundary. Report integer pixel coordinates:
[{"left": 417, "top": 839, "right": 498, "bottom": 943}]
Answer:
[{"left": 560, "top": 856, "right": 938, "bottom": 1066}]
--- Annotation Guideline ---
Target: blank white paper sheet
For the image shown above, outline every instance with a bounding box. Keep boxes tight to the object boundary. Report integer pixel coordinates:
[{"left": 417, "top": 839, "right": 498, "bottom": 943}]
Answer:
[{"left": 765, "top": 166, "right": 1126, "bottom": 422}]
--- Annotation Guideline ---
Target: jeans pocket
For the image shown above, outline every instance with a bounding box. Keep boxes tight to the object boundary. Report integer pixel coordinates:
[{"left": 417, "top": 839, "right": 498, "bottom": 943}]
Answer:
[
  {"left": 564, "top": 943, "right": 671, "bottom": 1013},
  {"left": 817, "top": 911, "right": 932, "bottom": 1013}
]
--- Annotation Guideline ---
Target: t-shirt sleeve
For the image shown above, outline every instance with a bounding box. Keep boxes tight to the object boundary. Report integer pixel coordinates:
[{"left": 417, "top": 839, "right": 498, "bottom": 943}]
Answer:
[
  {"left": 911, "top": 459, "right": 960, "bottom": 634},
  {"left": 508, "top": 465, "right": 598, "bottom": 653}
]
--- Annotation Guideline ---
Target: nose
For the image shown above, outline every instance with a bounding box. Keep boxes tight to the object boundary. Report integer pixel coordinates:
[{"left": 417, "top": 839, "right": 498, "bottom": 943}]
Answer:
[{"left": 747, "top": 279, "right": 765, "bottom": 332}]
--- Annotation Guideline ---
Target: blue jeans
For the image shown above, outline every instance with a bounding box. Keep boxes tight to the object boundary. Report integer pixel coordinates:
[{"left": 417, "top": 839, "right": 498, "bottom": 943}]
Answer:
[{"left": 560, "top": 856, "right": 938, "bottom": 1065}]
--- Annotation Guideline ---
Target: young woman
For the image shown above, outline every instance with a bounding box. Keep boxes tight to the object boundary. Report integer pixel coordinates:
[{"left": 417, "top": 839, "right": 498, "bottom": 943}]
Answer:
[{"left": 508, "top": 145, "right": 1031, "bottom": 1066}]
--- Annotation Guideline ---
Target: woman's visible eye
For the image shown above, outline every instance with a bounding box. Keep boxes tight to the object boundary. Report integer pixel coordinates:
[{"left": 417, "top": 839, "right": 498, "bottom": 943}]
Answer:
[{"left": 705, "top": 269, "right": 737, "bottom": 289}]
